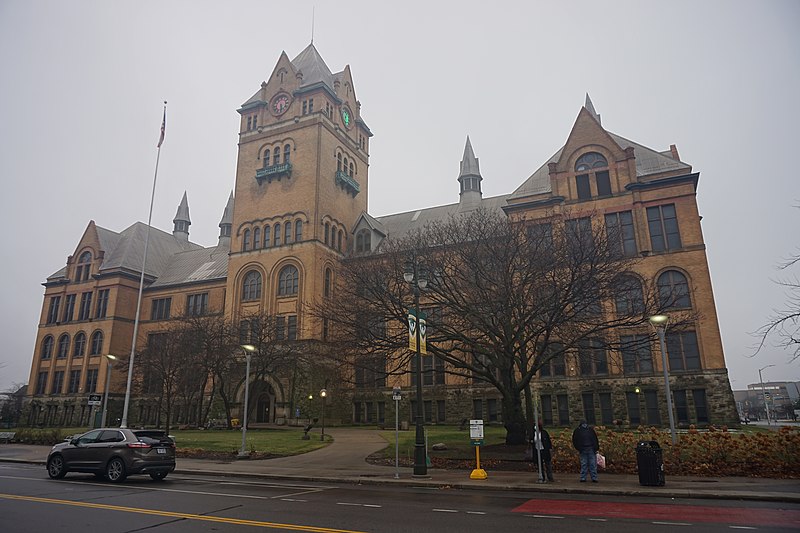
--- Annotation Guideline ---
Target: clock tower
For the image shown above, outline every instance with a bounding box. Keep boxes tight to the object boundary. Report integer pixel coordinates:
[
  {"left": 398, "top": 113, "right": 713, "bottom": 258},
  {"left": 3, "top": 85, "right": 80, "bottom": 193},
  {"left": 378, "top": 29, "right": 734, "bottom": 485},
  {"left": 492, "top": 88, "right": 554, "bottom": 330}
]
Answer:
[{"left": 225, "top": 44, "right": 372, "bottom": 342}]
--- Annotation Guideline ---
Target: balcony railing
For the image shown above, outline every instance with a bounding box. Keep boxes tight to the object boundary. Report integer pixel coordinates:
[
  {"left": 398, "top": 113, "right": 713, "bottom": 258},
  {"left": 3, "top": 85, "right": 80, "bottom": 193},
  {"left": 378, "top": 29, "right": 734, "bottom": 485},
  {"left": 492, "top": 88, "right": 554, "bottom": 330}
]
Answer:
[
  {"left": 335, "top": 170, "right": 360, "bottom": 196},
  {"left": 256, "top": 163, "right": 292, "bottom": 184}
]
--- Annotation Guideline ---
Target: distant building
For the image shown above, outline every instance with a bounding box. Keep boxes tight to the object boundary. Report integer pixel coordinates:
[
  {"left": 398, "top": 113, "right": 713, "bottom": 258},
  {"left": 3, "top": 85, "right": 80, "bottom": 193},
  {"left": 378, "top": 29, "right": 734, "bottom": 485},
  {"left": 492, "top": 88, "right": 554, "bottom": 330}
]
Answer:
[
  {"left": 734, "top": 382, "right": 800, "bottom": 421},
  {"left": 23, "top": 44, "right": 738, "bottom": 429}
]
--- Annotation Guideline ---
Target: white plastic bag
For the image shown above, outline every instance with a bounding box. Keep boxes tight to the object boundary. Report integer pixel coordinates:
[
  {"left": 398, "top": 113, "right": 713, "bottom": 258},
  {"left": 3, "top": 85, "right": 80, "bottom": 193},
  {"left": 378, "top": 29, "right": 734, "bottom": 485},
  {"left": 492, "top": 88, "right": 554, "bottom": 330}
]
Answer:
[{"left": 596, "top": 452, "right": 606, "bottom": 469}]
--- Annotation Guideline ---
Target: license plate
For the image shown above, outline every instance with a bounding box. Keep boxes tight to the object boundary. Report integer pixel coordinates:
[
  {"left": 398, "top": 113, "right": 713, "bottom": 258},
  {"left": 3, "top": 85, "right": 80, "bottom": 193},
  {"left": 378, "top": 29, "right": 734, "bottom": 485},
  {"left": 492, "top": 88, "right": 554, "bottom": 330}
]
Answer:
[{"left": 157, "top": 448, "right": 166, "bottom": 454}]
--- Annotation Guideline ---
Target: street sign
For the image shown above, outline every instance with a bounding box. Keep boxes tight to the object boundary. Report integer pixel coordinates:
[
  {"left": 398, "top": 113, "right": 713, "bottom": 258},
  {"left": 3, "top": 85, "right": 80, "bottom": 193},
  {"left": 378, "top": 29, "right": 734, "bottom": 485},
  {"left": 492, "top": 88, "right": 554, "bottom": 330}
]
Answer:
[
  {"left": 469, "top": 419, "right": 484, "bottom": 445},
  {"left": 392, "top": 386, "right": 402, "bottom": 402},
  {"left": 88, "top": 394, "right": 102, "bottom": 406}
]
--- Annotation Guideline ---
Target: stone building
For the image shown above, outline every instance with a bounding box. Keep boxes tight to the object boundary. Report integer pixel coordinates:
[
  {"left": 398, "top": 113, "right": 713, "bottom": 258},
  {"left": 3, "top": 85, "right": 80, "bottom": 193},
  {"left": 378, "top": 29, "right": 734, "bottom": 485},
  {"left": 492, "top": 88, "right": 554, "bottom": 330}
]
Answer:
[{"left": 23, "top": 43, "right": 738, "bottom": 429}]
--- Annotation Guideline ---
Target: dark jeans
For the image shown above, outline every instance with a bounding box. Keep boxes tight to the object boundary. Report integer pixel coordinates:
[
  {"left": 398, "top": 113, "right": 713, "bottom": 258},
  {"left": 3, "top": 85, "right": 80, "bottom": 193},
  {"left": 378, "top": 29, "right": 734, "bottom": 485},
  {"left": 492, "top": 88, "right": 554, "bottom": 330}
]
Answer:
[{"left": 579, "top": 449, "right": 597, "bottom": 481}]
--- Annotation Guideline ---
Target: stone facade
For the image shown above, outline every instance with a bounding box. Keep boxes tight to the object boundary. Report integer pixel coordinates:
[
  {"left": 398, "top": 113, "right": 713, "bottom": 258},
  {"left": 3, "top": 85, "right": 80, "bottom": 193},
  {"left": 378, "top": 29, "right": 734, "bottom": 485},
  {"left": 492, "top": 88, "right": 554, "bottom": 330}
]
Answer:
[{"left": 22, "top": 44, "right": 738, "bottom": 430}]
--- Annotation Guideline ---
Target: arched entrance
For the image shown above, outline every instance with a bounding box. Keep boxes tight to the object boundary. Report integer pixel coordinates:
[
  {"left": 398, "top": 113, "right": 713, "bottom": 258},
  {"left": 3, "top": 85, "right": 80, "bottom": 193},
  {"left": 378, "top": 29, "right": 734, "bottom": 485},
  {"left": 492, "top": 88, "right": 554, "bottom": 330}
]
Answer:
[{"left": 256, "top": 391, "right": 271, "bottom": 423}]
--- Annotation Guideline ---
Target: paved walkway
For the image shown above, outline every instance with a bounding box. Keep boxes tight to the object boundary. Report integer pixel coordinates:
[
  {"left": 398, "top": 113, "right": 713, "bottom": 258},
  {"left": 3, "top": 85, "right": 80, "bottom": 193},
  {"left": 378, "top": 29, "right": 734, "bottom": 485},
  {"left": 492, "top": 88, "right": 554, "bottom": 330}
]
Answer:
[{"left": 2, "top": 428, "right": 798, "bottom": 503}]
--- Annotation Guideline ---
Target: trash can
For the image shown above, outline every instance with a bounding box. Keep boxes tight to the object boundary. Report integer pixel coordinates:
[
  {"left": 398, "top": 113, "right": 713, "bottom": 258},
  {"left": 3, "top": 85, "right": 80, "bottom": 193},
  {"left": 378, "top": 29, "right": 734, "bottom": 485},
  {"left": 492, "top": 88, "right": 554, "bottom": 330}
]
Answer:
[{"left": 636, "top": 440, "right": 665, "bottom": 486}]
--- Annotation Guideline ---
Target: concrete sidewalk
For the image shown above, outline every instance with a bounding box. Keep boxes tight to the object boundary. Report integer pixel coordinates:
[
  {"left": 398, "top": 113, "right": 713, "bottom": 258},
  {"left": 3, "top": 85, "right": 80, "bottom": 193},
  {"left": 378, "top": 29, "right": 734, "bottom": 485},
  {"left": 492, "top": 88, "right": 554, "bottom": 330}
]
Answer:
[{"left": 2, "top": 428, "right": 798, "bottom": 503}]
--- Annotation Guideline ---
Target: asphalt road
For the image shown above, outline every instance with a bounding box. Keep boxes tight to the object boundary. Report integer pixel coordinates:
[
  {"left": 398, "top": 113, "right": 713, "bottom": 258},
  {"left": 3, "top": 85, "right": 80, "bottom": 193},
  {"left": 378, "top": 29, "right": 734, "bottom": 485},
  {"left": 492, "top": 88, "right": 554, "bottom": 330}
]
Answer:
[{"left": 1, "top": 462, "right": 799, "bottom": 532}]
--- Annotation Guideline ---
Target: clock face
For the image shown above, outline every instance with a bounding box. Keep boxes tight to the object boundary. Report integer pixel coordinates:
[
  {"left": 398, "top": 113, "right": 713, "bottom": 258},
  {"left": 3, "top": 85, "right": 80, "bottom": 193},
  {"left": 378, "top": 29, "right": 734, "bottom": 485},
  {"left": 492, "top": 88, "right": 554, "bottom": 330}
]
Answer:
[
  {"left": 271, "top": 94, "right": 290, "bottom": 115},
  {"left": 341, "top": 107, "right": 352, "bottom": 128}
]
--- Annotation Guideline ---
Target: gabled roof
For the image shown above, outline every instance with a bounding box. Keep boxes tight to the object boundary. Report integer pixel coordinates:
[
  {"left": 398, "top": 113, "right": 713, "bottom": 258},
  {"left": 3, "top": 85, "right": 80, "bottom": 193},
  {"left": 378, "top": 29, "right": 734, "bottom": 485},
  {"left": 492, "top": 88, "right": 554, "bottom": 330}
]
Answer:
[
  {"left": 148, "top": 243, "right": 230, "bottom": 288},
  {"left": 507, "top": 132, "right": 691, "bottom": 201},
  {"left": 47, "top": 222, "right": 202, "bottom": 283},
  {"left": 375, "top": 195, "right": 510, "bottom": 243}
]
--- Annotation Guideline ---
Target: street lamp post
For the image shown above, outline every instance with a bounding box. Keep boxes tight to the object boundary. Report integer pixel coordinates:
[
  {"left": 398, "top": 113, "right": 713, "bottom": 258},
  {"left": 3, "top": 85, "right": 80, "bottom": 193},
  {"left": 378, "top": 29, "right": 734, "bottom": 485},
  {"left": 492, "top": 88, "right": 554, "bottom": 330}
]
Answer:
[
  {"left": 758, "top": 364, "right": 775, "bottom": 425},
  {"left": 101, "top": 354, "right": 117, "bottom": 427},
  {"left": 239, "top": 344, "right": 256, "bottom": 458},
  {"left": 320, "top": 389, "right": 327, "bottom": 441},
  {"left": 404, "top": 259, "right": 428, "bottom": 477},
  {"left": 649, "top": 314, "right": 677, "bottom": 445}
]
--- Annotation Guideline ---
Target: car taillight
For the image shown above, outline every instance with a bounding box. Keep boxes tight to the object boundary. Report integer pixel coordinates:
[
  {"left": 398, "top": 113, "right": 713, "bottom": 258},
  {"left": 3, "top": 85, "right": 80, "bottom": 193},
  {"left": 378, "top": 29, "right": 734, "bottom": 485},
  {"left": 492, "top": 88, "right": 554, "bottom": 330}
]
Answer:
[{"left": 127, "top": 442, "right": 150, "bottom": 448}]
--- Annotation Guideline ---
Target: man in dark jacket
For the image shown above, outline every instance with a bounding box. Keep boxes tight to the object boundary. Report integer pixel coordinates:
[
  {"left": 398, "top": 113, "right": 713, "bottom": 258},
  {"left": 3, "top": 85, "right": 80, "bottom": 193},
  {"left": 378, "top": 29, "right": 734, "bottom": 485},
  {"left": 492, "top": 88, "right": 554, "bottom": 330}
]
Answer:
[{"left": 572, "top": 420, "right": 599, "bottom": 482}]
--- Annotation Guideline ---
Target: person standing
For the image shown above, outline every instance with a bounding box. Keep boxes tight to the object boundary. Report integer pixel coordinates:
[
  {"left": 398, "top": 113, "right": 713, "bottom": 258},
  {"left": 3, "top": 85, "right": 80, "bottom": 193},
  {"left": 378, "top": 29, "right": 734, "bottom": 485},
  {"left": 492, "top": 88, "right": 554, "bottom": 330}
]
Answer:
[
  {"left": 532, "top": 422, "right": 554, "bottom": 482},
  {"left": 572, "top": 420, "right": 599, "bottom": 482}
]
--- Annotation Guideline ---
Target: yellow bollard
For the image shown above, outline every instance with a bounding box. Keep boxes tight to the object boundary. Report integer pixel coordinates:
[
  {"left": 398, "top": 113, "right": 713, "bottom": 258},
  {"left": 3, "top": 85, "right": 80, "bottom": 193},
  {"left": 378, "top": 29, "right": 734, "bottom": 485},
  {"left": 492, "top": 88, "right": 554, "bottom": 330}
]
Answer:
[{"left": 470, "top": 445, "right": 488, "bottom": 480}]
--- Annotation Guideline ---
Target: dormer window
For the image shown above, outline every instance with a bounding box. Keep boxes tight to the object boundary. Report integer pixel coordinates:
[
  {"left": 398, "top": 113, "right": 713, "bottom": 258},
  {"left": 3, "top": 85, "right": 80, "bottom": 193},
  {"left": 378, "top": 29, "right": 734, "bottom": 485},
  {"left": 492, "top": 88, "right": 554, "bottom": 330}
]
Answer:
[
  {"left": 356, "top": 229, "right": 372, "bottom": 253},
  {"left": 574, "top": 152, "right": 611, "bottom": 199}
]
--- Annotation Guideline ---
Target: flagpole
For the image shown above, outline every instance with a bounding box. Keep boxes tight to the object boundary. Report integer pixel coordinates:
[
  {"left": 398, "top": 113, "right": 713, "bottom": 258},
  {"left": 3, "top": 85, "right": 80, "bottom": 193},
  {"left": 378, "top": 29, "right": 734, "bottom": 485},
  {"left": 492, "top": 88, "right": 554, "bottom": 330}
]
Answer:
[{"left": 120, "top": 101, "right": 167, "bottom": 428}]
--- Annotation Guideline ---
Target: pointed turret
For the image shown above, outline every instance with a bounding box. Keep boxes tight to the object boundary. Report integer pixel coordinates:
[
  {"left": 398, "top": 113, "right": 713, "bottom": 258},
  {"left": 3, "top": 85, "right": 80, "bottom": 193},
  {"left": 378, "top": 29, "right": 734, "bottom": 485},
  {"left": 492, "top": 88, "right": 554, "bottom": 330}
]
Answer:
[
  {"left": 585, "top": 93, "right": 601, "bottom": 125},
  {"left": 172, "top": 191, "right": 191, "bottom": 241},
  {"left": 218, "top": 192, "right": 234, "bottom": 247},
  {"left": 458, "top": 136, "right": 483, "bottom": 211}
]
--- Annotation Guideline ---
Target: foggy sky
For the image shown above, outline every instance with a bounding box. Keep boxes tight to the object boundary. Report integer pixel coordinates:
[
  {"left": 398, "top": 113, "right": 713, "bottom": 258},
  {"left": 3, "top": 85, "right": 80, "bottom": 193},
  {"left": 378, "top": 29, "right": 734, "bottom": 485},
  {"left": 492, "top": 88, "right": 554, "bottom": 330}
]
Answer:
[{"left": 1, "top": 0, "right": 798, "bottom": 394}]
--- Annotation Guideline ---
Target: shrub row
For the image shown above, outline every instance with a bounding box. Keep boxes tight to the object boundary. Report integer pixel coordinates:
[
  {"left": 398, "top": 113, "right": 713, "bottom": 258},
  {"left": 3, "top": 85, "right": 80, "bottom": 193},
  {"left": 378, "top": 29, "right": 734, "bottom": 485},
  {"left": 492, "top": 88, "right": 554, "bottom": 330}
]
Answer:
[
  {"left": 10, "top": 427, "right": 75, "bottom": 446},
  {"left": 549, "top": 425, "right": 800, "bottom": 478}
]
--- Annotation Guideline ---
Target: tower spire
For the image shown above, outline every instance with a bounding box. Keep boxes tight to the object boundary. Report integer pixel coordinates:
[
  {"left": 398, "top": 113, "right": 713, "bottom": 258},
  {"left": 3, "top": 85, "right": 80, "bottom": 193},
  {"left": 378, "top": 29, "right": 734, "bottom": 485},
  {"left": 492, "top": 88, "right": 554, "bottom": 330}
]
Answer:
[
  {"left": 172, "top": 191, "right": 191, "bottom": 241},
  {"left": 458, "top": 135, "right": 483, "bottom": 211},
  {"left": 218, "top": 191, "right": 234, "bottom": 247}
]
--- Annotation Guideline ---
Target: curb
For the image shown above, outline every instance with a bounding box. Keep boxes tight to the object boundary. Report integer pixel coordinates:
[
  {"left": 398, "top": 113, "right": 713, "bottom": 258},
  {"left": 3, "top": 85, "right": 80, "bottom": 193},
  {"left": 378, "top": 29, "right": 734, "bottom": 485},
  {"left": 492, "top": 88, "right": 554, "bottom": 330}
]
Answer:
[{"left": 5, "top": 458, "right": 799, "bottom": 504}]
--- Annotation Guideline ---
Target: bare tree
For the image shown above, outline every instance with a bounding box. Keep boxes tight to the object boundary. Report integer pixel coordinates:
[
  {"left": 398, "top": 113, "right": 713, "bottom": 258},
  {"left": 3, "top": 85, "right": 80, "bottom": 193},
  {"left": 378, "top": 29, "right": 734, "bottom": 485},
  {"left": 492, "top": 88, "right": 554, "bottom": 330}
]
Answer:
[
  {"left": 756, "top": 227, "right": 800, "bottom": 361},
  {"left": 315, "top": 208, "right": 687, "bottom": 444}
]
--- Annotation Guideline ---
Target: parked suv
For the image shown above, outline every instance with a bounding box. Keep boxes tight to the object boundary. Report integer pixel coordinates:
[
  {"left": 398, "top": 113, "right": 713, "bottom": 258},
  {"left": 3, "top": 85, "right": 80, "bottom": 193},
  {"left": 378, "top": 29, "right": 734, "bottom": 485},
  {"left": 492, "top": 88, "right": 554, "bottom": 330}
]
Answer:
[{"left": 47, "top": 428, "right": 175, "bottom": 483}]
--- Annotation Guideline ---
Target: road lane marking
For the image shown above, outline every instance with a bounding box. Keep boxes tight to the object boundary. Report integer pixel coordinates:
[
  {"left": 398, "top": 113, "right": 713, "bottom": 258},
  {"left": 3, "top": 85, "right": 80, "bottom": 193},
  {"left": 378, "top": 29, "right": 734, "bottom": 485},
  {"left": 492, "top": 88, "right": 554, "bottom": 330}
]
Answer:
[
  {"left": 335, "top": 502, "right": 381, "bottom": 508},
  {"left": 652, "top": 522, "right": 691, "bottom": 526},
  {"left": 0, "top": 492, "right": 367, "bottom": 533},
  {"left": 588, "top": 518, "right": 607, "bottom": 522},
  {"left": 0, "top": 474, "right": 324, "bottom": 501},
  {"left": 530, "top": 515, "right": 564, "bottom": 519},
  {"left": 432, "top": 509, "right": 458, "bottom": 513},
  {"left": 281, "top": 499, "right": 308, "bottom": 502},
  {"left": 729, "top": 528, "right": 757, "bottom": 530},
  {"left": 466, "top": 511, "right": 486, "bottom": 515}
]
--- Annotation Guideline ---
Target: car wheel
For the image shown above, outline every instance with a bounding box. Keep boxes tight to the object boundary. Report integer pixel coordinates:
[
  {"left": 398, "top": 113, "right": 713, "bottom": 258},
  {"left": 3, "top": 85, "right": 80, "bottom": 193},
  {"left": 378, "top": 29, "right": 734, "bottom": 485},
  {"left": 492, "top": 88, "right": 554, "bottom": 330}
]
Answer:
[
  {"left": 47, "top": 455, "right": 67, "bottom": 479},
  {"left": 106, "top": 457, "right": 127, "bottom": 483},
  {"left": 149, "top": 472, "right": 168, "bottom": 481}
]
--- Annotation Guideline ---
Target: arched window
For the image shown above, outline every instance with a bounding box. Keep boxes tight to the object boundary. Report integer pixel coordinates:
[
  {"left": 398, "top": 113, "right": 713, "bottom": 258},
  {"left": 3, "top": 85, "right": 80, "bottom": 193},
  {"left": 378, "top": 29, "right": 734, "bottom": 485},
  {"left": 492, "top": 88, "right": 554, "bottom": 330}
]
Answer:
[
  {"left": 324, "top": 223, "right": 330, "bottom": 245},
  {"left": 284, "top": 222, "right": 292, "bottom": 244},
  {"left": 658, "top": 270, "right": 691, "bottom": 309},
  {"left": 90, "top": 331, "right": 104, "bottom": 355},
  {"left": 274, "top": 223, "right": 281, "bottom": 246},
  {"left": 295, "top": 220, "right": 303, "bottom": 242},
  {"left": 575, "top": 152, "right": 608, "bottom": 171},
  {"left": 614, "top": 275, "right": 644, "bottom": 316},
  {"left": 343, "top": 157, "right": 348, "bottom": 172},
  {"left": 263, "top": 148, "right": 270, "bottom": 167},
  {"left": 73, "top": 332, "right": 86, "bottom": 358},
  {"left": 337, "top": 152, "right": 342, "bottom": 172},
  {"left": 41, "top": 335, "right": 54, "bottom": 360},
  {"left": 253, "top": 227, "right": 261, "bottom": 250},
  {"left": 356, "top": 232, "right": 364, "bottom": 252},
  {"left": 263, "top": 225, "right": 271, "bottom": 247},
  {"left": 337, "top": 230, "right": 343, "bottom": 251},
  {"left": 349, "top": 161, "right": 354, "bottom": 177},
  {"left": 243, "top": 229, "right": 251, "bottom": 252},
  {"left": 324, "top": 268, "right": 332, "bottom": 297},
  {"left": 278, "top": 265, "right": 299, "bottom": 296},
  {"left": 273, "top": 146, "right": 281, "bottom": 165},
  {"left": 76, "top": 251, "right": 92, "bottom": 282},
  {"left": 242, "top": 270, "right": 262, "bottom": 301},
  {"left": 284, "top": 144, "right": 291, "bottom": 164},
  {"left": 57, "top": 334, "right": 70, "bottom": 358}
]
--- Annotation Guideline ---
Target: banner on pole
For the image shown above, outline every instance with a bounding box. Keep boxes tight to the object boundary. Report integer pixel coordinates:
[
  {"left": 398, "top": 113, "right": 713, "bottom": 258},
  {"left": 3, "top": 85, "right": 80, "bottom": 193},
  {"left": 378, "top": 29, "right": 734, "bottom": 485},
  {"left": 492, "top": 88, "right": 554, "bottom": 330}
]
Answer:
[{"left": 407, "top": 309, "right": 427, "bottom": 354}]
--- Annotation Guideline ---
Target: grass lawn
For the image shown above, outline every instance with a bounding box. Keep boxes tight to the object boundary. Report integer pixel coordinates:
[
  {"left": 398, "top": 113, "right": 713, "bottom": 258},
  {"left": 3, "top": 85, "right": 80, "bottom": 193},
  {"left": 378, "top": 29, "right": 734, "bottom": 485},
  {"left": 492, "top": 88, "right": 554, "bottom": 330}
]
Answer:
[
  {"left": 377, "top": 425, "right": 518, "bottom": 461},
  {"left": 171, "top": 427, "right": 329, "bottom": 455}
]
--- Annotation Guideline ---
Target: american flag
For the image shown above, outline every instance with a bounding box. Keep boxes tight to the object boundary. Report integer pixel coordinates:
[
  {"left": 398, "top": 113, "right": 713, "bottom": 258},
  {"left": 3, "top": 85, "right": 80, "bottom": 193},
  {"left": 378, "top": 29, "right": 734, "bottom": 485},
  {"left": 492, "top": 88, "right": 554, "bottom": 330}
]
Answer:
[{"left": 157, "top": 105, "right": 166, "bottom": 147}]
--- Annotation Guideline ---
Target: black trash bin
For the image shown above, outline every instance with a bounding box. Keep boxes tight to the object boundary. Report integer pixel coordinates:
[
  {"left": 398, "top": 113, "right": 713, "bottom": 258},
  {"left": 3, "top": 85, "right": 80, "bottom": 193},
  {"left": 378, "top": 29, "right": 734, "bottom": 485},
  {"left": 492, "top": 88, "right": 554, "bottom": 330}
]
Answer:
[{"left": 636, "top": 440, "right": 665, "bottom": 486}]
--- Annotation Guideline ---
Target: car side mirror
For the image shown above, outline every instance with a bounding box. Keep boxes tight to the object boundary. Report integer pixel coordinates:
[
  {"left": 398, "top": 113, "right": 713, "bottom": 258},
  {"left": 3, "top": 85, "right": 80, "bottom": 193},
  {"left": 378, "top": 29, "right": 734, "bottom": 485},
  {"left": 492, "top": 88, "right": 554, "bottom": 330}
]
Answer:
[{"left": 70, "top": 438, "right": 80, "bottom": 446}]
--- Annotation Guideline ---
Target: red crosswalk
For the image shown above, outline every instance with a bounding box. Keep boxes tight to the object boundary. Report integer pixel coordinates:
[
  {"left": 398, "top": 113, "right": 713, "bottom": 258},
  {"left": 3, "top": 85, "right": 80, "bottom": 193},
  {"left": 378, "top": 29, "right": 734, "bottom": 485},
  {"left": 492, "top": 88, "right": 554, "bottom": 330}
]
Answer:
[{"left": 512, "top": 499, "right": 800, "bottom": 528}]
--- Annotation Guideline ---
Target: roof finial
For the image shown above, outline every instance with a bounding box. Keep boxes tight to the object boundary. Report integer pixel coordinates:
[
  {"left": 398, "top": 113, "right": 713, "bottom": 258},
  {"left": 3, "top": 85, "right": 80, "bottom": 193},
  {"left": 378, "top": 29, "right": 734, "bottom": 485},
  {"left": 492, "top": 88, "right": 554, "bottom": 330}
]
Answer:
[
  {"left": 311, "top": 6, "right": 315, "bottom": 44},
  {"left": 585, "top": 93, "right": 601, "bottom": 124}
]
